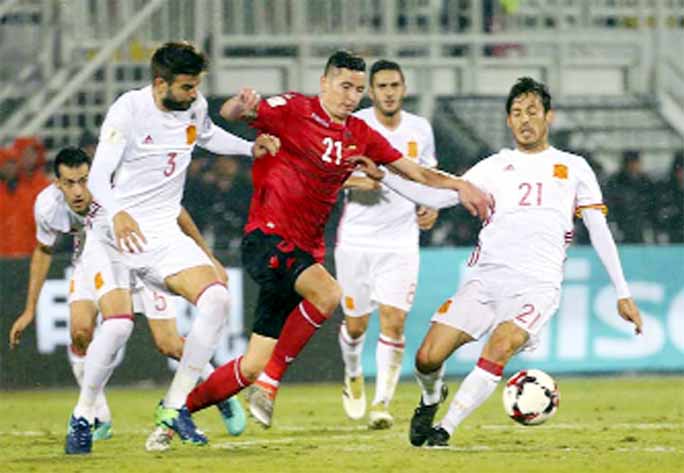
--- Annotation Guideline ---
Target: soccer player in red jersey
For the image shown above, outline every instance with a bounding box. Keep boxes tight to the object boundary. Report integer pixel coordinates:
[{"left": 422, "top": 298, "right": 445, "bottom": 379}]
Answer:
[{"left": 184, "top": 51, "right": 489, "bottom": 427}]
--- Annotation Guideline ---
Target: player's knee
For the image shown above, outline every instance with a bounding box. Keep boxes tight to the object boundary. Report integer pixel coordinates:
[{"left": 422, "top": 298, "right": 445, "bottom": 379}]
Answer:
[
  {"left": 71, "top": 328, "right": 93, "bottom": 353},
  {"left": 346, "top": 319, "right": 368, "bottom": 339},
  {"left": 415, "top": 345, "right": 440, "bottom": 373},
  {"left": 155, "top": 336, "right": 183, "bottom": 359},
  {"left": 197, "top": 284, "right": 231, "bottom": 318}
]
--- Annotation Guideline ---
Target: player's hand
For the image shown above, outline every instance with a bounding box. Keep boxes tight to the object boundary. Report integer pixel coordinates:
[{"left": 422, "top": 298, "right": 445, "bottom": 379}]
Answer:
[
  {"left": 252, "top": 134, "right": 280, "bottom": 158},
  {"left": 350, "top": 155, "right": 385, "bottom": 181},
  {"left": 345, "top": 175, "right": 380, "bottom": 191},
  {"left": 220, "top": 88, "right": 260, "bottom": 121},
  {"left": 210, "top": 256, "right": 229, "bottom": 284},
  {"left": 9, "top": 310, "right": 34, "bottom": 349},
  {"left": 416, "top": 206, "right": 438, "bottom": 230},
  {"left": 112, "top": 211, "right": 147, "bottom": 253},
  {"left": 617, "top": 297, "right": 643, "bottom": 335},
  {"left": 454, "top": 179, "right": 490, "bottom": 220}
]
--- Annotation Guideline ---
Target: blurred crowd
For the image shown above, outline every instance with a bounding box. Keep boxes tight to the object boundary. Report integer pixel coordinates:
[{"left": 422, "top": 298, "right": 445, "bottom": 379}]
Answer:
[{"left": 1, "top": 134, "right": 682, "bottom": 259}]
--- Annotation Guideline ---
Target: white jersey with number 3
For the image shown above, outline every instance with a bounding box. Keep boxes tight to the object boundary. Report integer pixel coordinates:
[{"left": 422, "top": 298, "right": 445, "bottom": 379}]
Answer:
[
  {"left": 91, "top": 85, "right": 216, "bottom": 242},
  {"left": 337, "top": 107, "right": 437, "bottom": 252},
  {"left": 464, "top": 147, "right": 604, "bottom": 289}
]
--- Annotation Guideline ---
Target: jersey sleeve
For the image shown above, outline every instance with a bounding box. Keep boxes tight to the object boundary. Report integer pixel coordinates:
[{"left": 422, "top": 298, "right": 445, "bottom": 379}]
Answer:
[
  {"left": 98, "top": 94, "right": 134, "bottom": 145},
  {"left": 363, "top": 125, "right": 403, "bottom": 165},
  {"left": 419, "top": 120, "right": 438, "bottom": 168},
  {"left": 462, "top": 157, "right": 494, "bottom": 193},
  {"left": 574, "top": 158, "right": 607, "bottom": 217},
  {"left": 34, "top": 202, "right": 57, "bottom": 247},
  {"left": 251, "top": 93, "right": 295, "bottom": 135}
]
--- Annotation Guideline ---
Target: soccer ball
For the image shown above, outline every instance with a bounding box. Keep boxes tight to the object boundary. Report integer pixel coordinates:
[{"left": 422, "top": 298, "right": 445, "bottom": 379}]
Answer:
[{"left": 502, "top": 369, "right": 559, "bottom": 426}]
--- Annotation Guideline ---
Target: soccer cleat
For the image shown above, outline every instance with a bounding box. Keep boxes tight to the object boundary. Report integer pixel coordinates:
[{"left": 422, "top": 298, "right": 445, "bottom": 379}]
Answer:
[
  {"left": 153, "top": 402, "right": 207, "bottom": 446},
  {"left": 368, "top": 403, "right": 393, "bottom": 430},
  {"left": 92, "top": 418, "right": 113, "bottom": 441},
  {"left": 145, "top": 426, "right": 174, "bottom": 452},
  {"left": 246, "top": 382, "right": 276, "bottom": 429},
  {"left": 216, "top": 396, "right": 247, "bottom": 436},
  {"left": 342, "top": 374, "right": 366, "bottom": 420},
  {"left": 409, "top": 384, "right": 448, "bottom": 446},
  {"left": 65, "top": 415, "right": 92, "bottom": 454},
  {"left": 426, "top": 426, "right": 451, "bottom": 447}
]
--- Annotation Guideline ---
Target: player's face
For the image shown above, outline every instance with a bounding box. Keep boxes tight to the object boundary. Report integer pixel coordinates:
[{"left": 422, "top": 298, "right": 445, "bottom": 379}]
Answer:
[
  {"left": 56, "top": 164, "right": 91, "bottom": 215},
  {"left": 506, "top": 93, "right": 553, "bottom": 152},
  {"left": 369, "top": 70, "right": 405, "bottom": 117},
  {"left": 320, "top": 67, "right": 366, "bottom": 122},
  {"left": 160, "top": 74, "right": 202, "bottom": 111}
]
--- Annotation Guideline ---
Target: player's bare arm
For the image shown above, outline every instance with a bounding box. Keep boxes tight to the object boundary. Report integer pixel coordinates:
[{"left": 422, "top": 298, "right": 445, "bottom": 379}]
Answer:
[
  {"left": 219, "top": 88, "right": 260, "bottom": 122},
  {"left": 177, "top": 207, "right": 227, "bottom": 284},
  {"left": 9, "top": 243, "right": 54, "bottom": 349}
]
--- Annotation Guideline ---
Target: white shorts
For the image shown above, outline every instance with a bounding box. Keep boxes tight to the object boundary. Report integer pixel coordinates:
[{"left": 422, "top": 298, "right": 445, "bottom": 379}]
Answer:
[
  {"left": 80, "top": 235, "right": 178, "bottom": 320},
  {"left": 334, "top": 245, "right": 419, "bottom": 317},
  {"left": 431, "top": 278, "right": 560, "bottom": 351},
  {"left": 68, "top": 259, "right": 95, "bottom": 304}
]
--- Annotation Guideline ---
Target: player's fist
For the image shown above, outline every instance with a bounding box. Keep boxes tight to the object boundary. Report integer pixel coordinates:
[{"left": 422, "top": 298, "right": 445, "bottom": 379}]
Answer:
[
  {"left": 350, "top": 155, "right": 385, "bottom": 181},
  {"left": 220, "top": 88, "right": 260, "bottom": 121},
  {"left": 252, "top": 134, "right": 280, "bottom": 158},
  {"left": 9, "top": 311, "right": 34, "bottom": 349},
  {"left": 416, "top": 206, "right": 439, "bottom": 230},
  {"left": 113, "top": 211, "right": 147, "bottom": 253},
  {"left": 455, "top": 179, "right": 490, "bottom": 220},
  {"left": 617, "top": 297, "right": 643, "bottom": 335}
]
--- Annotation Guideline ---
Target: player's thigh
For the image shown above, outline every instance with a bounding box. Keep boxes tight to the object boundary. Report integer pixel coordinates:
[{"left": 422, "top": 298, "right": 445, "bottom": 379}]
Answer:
[
  {"left": 480, "top": 321, "right": 529, "bottom": 365},
  {"left": 147, "top": 318, "right": 183, "bottom": 359},
  {"left": 416, "top": 322, "right": 474, "bottom": 370},
  {"left": 294, "top": 263, "right": 342, "bottom": 314},
  {"left": 335, "top": 246, "right": 374, "bottom": 317},
  {"left": 372, "top": 251, "right": 419, "bottom": 314},
  {"left": 164, "top": 265, "right": 220, "bottom": 304}
]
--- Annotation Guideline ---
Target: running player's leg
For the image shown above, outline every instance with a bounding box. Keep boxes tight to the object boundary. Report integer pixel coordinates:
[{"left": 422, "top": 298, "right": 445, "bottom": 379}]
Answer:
[{"left": 430, "top": 287, "right": 560, "bottom": 446}]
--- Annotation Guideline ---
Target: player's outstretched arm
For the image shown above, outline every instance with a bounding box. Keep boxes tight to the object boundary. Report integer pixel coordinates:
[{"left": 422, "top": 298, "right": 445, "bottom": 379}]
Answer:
[
  {"left": 582, "top": 208, "right": 643, "bottom": 334},
  {"left": 387, "top": 157, "right": 489, "bottom": 219},
  {"left": 9, "top": 243, "right": 53, "bottom": 349},
  {"left": 177, "top": 207, "right": 227, "bottom": 284}
]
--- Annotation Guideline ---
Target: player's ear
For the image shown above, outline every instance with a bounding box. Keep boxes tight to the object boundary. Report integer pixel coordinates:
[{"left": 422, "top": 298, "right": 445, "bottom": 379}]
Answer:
[
  {"left": 545, "top": 109, "right": 555, "bottom": 125},
  {"left": 153, "top": 76, "right": 168, "bottom": 92},
  {"left": 320, "top": 74, "right": 328, "bottom": 93},
  {"left": 506, "top": 114, "right": 513, "bottom": 130}
]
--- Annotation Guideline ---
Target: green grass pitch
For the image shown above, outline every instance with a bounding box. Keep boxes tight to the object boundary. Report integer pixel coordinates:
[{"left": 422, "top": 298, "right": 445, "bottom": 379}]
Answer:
[{"left": 1, "top": 377, "right": 682, "bottom": 472}]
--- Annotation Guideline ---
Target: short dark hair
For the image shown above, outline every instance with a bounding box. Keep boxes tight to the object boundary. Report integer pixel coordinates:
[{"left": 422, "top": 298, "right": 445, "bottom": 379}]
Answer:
[
  {"left": 506, "top": 77, "right": 552, "bottom": 114},
  {"left": 324, "top": 50, "right": 366, "bottom": 76},
  {"left": 369, "top": 59, "right": 405, "bottom": 85},
  {"left": 54, "top": 147, "right": 90, "bottom": 177},
  {"left": 151, "top": 42, "right": 209, "bottom": 84}
]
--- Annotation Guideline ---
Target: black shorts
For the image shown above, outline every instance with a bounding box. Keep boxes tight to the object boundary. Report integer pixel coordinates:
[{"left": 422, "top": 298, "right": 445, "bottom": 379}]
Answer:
[{"left": 241, "top": 229, "right": 317, "bottom": 338}]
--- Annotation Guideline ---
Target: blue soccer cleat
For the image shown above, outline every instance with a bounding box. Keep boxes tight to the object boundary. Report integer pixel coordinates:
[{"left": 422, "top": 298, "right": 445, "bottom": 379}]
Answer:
[
  {"left": 153, "top": 402, "right": 207, "bottom": 446},
  {"left": 217, "top": 396, "right": 247, "bottom": 436},
  {"left": 65, "top": 415, "right": 92, "bottom": 454},
  {"left": 92, "top": 418, "right": 113, "bottom": 441}
]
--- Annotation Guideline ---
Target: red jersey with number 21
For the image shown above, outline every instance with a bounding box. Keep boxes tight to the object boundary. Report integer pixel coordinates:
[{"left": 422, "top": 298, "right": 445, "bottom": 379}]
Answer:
[{"left": 246, "top": 92, "right": 402, "bottom": 261}]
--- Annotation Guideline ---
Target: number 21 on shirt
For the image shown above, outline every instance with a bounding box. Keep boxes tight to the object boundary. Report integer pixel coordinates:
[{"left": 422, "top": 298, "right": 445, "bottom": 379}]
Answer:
[
  {"left": 321, "top": 137, "right": 343, "bottom": 165},
  {"left": 519, "top": 182, "right": 543, "bottom": 206}
]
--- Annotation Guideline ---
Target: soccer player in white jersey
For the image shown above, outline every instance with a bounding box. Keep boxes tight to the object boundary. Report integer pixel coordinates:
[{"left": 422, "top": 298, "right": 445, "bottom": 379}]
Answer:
[
  {"left": 335, "top": 59, "right": 439, "bottom": 429},
  {"left": 357, "top": 77, "right": 643, "bottom": 447},
  {"left": 65, "top": 42, "right": 279, "bottom": 454}
]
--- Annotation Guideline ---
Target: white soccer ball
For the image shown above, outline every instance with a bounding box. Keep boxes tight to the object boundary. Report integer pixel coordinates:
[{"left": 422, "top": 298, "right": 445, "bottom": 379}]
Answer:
[{"left": 502, "top": 369, "right": 560, "bottom": 426}]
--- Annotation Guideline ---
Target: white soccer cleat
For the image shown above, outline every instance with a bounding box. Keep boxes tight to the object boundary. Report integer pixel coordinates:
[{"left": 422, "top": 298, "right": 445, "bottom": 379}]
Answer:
[
  {"left": 342, "top": 374, "right": 366, "bottom": 420},
  {"left": 368, "top": 403, "right": 394, "bottom": 430},
  {"left": 145, "top": 426, "right": 173, "bottom": 452},
  {"left": 246, "top": 383, "right": 275, "bottom": 429}
]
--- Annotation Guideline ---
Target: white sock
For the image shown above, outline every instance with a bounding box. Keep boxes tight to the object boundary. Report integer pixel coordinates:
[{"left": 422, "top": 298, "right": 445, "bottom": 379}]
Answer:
[
  {"left": 372, "top": 334, "right": 404, "bottom": 406},
  {"left": 256, "top": 372, "right": 279, "bottom": 389},
  {"left": 200, "top": 363, "right": 215, "bottom": 381},
  {"left": 74, "top": 318, "right": 134, "bottom": 423},
  {"left": 339, "top": 323, "right": 365, "bottom": 378},
  {"left": 415, "top": 364, "right": 446, "bottom": 406},
  {"left": 438, "top": 365, "right": 501, "bottom": 435},
  {"left": 68, "top": 346, "right": 85, "bottom": 387},
  {"left": 164, "top": 284, "right": 229, "bottom": 408}
]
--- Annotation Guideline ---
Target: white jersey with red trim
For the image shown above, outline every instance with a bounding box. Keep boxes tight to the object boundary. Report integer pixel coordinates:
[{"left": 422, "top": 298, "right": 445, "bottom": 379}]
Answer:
[
  {"left": 464, "top": 146, "right": 604, "bottom": 289},
  {"left": 90, "top": 85, "right": 215, "bottom": 243},
  {"left": 337, "top": 107, "right": 437, "bottom": 252},
  {"left": 34, "top": 184, "right": 85, "bottom": 260}
]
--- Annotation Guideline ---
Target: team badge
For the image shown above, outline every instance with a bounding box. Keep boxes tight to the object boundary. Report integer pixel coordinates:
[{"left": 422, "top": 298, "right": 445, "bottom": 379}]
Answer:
[
  {"left": 345, "top": 296, "right": 356, "bottom": 311},
  {"left": 553, "top": 164, "right": 568, "bottom": 179},
  {"left": 407, "top": 141, "right": 418, "bottom": 158},
  {"left": 186, "top": 125, "right": 197, "bottom": 144},
  {"left": 437, "top": 299, "right": 452, "bottom": 314},
  {"left": 94, "top": 272, "right": 104, "bottom": 290}
]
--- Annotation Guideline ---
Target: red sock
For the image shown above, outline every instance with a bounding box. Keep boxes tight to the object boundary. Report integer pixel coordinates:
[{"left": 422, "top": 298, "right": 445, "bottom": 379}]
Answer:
[
  {"left": 186, "top": 356, "right": 250, "bottom": 413},
  {"left": 263, "top": 300, "right": 328, "bottom": 383}
]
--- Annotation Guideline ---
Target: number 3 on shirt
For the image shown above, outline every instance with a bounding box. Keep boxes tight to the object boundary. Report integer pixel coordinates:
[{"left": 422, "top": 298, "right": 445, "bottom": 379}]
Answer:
[
  {"left": 321, "top": 137, "right": 343, "bottom": 165},
  {"left": 164, "top": 153, "right": 177, "bottom": 177},
  {"left": 519, "top": 182, "right": 543, "bottom": 206}
]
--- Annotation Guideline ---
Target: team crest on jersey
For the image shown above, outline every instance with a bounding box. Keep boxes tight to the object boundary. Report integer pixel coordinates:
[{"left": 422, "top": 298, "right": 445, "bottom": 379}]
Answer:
[
  {"left": 553, "top": 163, "right": 568, "bottom": 179},
  {"left": 94, "top": 272, "right": 104, "bottom": 290},
  {"left": 407, "top": 141, "right": 418, "bottom": 158},
  {"left": 345, "top": 296, "right": 356, "bottom": 311},
  {"left": 186, "top": 125, "right": 197, "bottom": 144},
  {"left": 437, "top": 299, "right": 452, "bottom": 314}
]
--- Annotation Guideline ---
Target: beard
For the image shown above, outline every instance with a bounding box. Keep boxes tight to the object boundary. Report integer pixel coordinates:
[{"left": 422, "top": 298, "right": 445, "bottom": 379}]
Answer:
[{"left": 162, "top": 93, "right": 194, "bottom": 111}]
